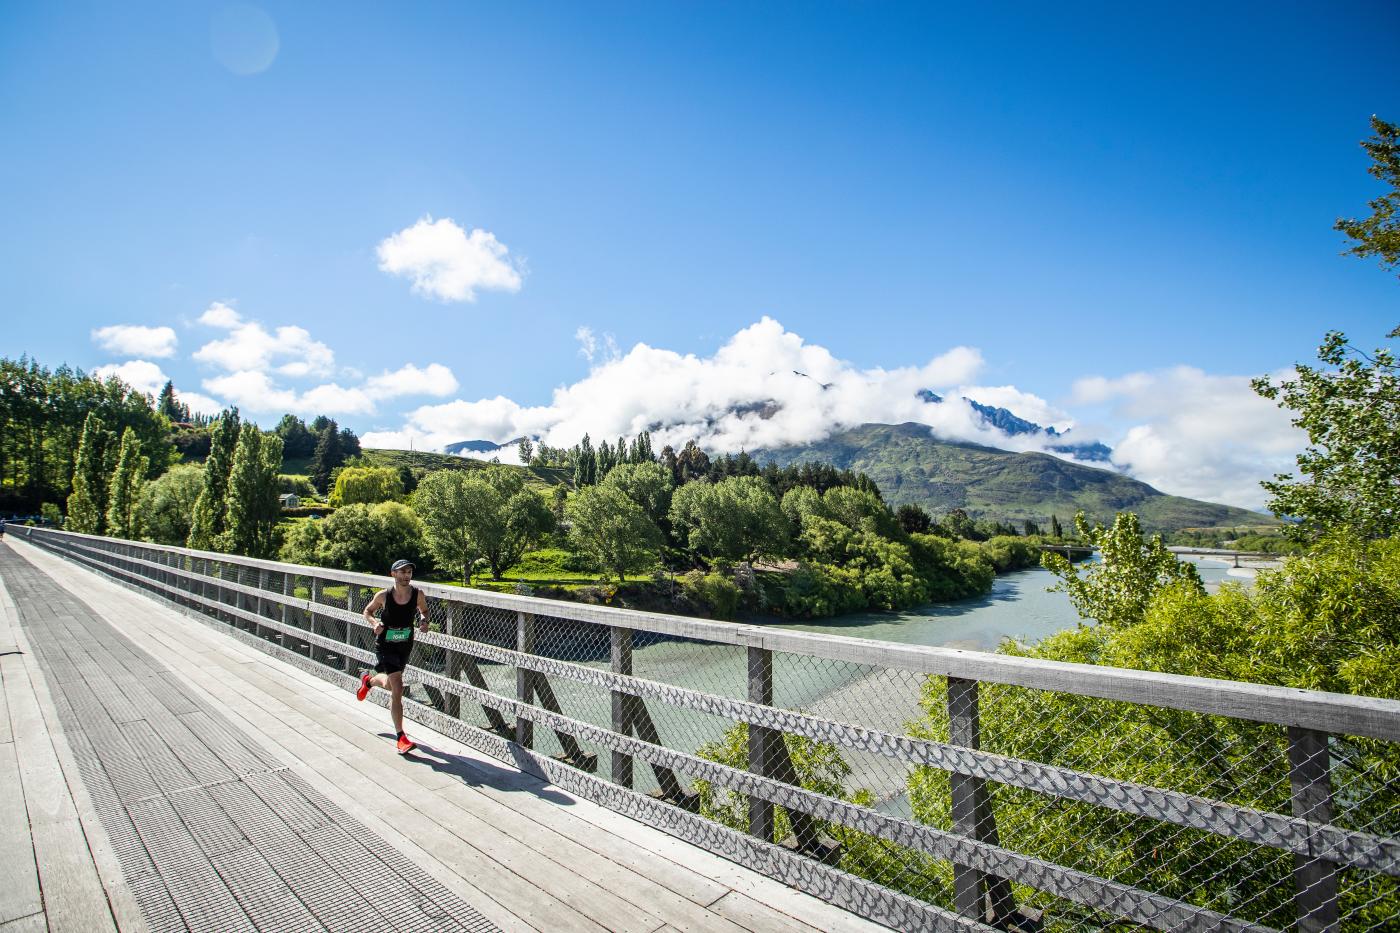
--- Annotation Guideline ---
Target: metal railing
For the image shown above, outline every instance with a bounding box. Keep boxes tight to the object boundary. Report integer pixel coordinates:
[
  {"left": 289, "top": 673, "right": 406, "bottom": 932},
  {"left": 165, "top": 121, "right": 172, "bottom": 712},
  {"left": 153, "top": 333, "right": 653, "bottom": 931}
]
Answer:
[{"left": 16, "top": 525, "right": 1400, "bottom": 933}]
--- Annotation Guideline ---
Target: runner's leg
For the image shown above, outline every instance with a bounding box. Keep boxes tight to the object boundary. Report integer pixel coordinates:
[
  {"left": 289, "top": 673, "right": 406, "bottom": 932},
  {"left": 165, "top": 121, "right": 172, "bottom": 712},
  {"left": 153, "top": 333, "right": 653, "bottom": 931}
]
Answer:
[{"left": 388, "top": 671, "right": 405, "bottom": 734}]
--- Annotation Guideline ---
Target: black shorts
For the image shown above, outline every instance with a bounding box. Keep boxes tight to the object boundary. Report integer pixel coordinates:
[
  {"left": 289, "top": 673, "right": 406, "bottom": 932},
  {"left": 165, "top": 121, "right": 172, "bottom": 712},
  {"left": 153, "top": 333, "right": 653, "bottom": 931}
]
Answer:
[{"left": 374, "top": 641, "right": 412, "bottom": 675}]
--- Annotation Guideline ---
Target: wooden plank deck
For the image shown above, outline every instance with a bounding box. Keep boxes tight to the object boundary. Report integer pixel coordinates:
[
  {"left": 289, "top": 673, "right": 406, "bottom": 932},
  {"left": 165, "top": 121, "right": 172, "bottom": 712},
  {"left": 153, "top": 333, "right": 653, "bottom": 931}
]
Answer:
[{"left": 1, "top": 538, "right": 885, "bottom": 933}]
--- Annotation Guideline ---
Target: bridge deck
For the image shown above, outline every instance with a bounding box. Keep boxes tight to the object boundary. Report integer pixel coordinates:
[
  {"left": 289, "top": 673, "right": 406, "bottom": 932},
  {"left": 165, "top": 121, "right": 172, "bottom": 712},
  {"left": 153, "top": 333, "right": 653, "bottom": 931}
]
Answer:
[{"left": 0, "top": 538, "right": 881, "bottom": 933}]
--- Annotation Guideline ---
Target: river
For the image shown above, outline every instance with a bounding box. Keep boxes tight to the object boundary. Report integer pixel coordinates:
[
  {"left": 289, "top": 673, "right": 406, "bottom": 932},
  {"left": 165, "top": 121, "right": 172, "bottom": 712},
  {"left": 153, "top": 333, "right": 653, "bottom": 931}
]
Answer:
[{"left": 770, "top": 556, "right": 1246, "bottom": 651}]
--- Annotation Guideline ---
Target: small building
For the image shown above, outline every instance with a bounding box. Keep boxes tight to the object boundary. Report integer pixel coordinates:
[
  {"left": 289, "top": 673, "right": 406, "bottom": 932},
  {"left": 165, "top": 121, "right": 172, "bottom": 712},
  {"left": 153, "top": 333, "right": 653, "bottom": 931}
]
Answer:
[{"left": 279, "top": 493, "right": 300, "bottom": 509}]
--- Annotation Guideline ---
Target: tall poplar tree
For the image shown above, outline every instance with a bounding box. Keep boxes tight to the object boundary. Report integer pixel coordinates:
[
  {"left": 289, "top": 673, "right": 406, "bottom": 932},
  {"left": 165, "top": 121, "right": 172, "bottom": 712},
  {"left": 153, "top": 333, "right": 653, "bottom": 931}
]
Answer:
[
  {"left": 221, "top": 425, "right": 283, "bottom": 558},
  {"left": 310, "top": 419, "right": 343, "bottom": 494},
  {"left": 66, "top": 411, "right": 108, "bottom": 534},
  {"left": 104, "top": 427, "right": 148, "bottom": 540},
  {"left": 187, "top": 408, "right": 241, "bottom": 550}
]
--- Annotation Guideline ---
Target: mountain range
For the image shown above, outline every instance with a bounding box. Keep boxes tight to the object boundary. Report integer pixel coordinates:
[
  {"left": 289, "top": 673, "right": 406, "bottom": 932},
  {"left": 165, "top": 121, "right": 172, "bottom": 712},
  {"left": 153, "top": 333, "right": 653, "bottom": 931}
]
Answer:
[{"left": 752, "top": 422, "right": 1271, "bottom": 532}]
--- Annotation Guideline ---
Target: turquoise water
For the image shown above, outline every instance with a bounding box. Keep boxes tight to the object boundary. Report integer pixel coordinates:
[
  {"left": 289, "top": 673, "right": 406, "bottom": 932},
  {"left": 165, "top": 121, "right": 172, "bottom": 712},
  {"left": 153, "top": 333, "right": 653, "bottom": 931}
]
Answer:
[{"left": 771, "top": 557, "right": 1242, "bottom": 651}]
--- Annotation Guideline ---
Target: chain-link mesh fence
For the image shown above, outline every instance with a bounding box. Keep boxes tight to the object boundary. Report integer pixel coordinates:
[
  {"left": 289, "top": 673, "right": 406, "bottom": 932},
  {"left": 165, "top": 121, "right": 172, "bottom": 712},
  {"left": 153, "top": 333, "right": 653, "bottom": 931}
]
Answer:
[{"left": 19, "top": 526, "right": 1400, "bottom": 933}]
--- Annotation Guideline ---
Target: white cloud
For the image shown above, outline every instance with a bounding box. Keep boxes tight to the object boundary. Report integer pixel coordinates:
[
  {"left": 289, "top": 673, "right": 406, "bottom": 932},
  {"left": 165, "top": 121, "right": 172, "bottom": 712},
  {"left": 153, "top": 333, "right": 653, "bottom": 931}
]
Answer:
[
  {"left": 202, "top": 370, "right": 298, "bottom": 412},
  {"left": 1078, "top": 365, "right": 1304, "bottom": 510},
  {"left": 363, "top": 363, "right": 459, "bottom": 399},
  {"left": 377, "top": 216, "right": 523, "bottom": 302},
  {"left": 92, "top": 324, "right": 178, "bottom": 359},
  {"left": 194, "top": 310, "right": 334, "bottom": 378},
  {"left": 298, "top": 383, "right": 375, "bottom": 416},
  {"left": 94, "top": 360, "right": 169, "bottom": 396},
  {"left": 575, "top": 326, "right": 618, "bottom": 364},
  {"left": 955, "top": 384, "right": 1071, "bottom": 432},
  {"left": 198, "top": 301, "right": 243, "bottom": 328},
  {"left": 176, "top": 390, "right": 226, "bottom": 418},
  {"left": 368, "top": 317, "right": 1001, "bottom": 455}
]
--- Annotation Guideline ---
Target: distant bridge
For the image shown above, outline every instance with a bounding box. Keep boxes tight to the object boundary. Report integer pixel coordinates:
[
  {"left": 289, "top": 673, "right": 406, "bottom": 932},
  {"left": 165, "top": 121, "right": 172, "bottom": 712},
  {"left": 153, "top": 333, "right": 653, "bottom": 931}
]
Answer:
[{"left": 1040, "top": 543, "right": 1285, "bottom": 568}]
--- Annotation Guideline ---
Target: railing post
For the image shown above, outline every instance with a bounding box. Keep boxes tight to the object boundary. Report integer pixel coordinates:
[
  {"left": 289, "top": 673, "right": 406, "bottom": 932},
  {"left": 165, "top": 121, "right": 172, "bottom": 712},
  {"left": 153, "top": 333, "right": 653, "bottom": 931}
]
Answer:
[
  {"left": 1288, "top": 726, "right": 1340, "bottom": 933},
  {"left": 515, "top": 612, "right": 535, "bottom": 748},
  {"left": 611, "top": 626, "right": 633, "bottom": 789},
  {"left": 308, "top": 577, "right": 322, "bottom": 659},
  {"left": 947, "top": 677, "right": 1015, "bottom": 924},
  {"left": 444, "top": 602, "right": 464, "bottom": 718},
  {"left": 747, "top": 645, "right": 775, "bottom": 843}
]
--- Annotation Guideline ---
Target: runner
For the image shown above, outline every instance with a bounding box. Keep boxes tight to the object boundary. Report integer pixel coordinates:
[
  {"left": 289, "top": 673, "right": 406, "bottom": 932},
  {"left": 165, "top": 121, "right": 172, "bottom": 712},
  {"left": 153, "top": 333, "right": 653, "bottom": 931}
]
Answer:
[{"left": 356, "top": 558, "right": 430, "bottom": 753}]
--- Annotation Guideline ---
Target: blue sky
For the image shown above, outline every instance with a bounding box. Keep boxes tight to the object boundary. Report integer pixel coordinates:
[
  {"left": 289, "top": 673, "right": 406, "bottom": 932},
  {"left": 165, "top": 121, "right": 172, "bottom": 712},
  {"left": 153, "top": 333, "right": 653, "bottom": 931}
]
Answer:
[{"left": 2, "top": 2, "right": 1398, "bottom": 508}]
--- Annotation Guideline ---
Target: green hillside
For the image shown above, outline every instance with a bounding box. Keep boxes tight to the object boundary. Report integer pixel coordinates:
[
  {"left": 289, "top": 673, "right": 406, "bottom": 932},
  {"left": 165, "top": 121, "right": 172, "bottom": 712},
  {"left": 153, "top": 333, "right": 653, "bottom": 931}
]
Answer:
[
  {"left": 359, "top": 448, "right": 572, "bottom": 489},
  {"left": 755, "top": 422, "right": 1274, "bottom": 532}
]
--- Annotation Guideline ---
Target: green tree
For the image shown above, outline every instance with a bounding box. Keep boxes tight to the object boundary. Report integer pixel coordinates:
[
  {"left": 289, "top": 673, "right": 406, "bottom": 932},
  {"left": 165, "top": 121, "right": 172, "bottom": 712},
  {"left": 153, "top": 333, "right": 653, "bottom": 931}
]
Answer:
[
  {"left": 464, "top": 467, "right": 555, "bottom": 579},
  {"left": 310, "top": 420, "right": 344, "bottom": 494},
  {"left": 897, "top": 503, "right": 933, "bottom": 535},
  {"left": 187, "top": 409, "right": 240, "bottom": 550},
  {"left": 567, "top": 485, "right": 662, "bottom": 581},
  {"left": 1335, "top": 116, "right": 1400, "bottom": 276},
  {"left": 156, "top": 380, "right": 189, "bottom": 421},
  {"left": 600, "top": 461, "right": 673, "bottom": 526},
  {"left": 1050, "top": 514, "right": 1063, "bottom": 538},
  {"left": 220, "top": 425, "right": 283, "bottom": 558},
  {"left": 329, "top": 466, "right": 404, "bottom": 507},
  {"left": 274, "top": 413, "right": 317, "bottom": 459},
  {"left": 414, "top": 471, "right": 483, "bottom": 584},
  {"left": 104, "top": 427, "right": 148, "bottom": 539},
  {"left": 1042, "top": 511, "right": 1202, "bottom": 631},
  {"left": 1252, "top": 326, "right": 1400, "bottom": 539},
  {"left": 573, "top": 433, "right": 596, "bottom": 487},
  {"left": 138, "top": 464, "right": 204, "bottom": 545},
  {"left": 279, "top": 518, "right": 326, "bottom": 567},
  {"left": 669, "top": 476, "right": 789, "bottom": 565},
  {"left": 65, "top": 412, "right": 108, "bottom": 534},
  {"left": 517, "top": 436, "right": 534, "bottom": 465},
  {"left": 305, "top": 501, "right": 430, "bottom": 573}
]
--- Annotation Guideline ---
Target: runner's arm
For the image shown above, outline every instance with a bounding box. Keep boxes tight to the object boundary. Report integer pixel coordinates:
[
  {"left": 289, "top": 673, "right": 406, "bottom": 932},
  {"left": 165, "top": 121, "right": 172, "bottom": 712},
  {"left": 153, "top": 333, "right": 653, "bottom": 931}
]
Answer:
[
  {"left": 363, "top": 590, "right": 386, "bottom": 635},
  {"left": 416, "top": 589, "right": 430, "bottom": 632}
]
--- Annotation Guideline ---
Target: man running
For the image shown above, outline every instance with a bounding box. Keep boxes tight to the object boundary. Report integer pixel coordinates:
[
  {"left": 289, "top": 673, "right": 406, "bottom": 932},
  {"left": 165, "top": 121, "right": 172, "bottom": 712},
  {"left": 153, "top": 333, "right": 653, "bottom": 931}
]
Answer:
[{"left": 356, "top": 558, "right": 429, "bottom": 753}]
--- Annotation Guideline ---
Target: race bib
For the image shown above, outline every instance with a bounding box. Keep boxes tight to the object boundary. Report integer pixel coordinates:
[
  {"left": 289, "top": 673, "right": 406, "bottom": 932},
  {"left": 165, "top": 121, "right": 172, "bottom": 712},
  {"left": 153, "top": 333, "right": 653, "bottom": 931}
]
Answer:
[{"left": 384, "top": 627, "right": 413, "bottom": 643}]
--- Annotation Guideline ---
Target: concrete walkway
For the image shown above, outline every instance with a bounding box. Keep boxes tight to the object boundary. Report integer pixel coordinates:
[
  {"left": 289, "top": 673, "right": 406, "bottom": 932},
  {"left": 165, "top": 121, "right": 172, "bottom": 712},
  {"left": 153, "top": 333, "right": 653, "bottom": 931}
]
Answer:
[{"left": 0, "top": 538, "right": 884, "bottom": 933}]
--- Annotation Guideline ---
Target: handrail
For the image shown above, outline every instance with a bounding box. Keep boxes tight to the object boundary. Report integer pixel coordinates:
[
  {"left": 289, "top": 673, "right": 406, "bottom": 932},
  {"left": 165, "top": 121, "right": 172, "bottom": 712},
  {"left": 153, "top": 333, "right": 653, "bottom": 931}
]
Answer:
[{"left": 22, "top": 525, "right": 1400, "bottom": 740}]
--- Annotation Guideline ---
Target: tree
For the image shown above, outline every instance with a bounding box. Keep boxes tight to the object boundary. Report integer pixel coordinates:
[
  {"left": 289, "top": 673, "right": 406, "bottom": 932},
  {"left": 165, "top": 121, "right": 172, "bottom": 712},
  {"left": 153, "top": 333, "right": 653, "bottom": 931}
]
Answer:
[
  {"left": 303, "top": 501, "right": 430, "bottom": 574},
  {"left": 675, "top": 440, "right": 711, "bottom": 483},
  {"left": 104, "top": 427, "right": 147, "bottom": 539},
  {"left": 897, "top": 503, "right": 933, "bottom": 535},
  {"left": 220, "top": 425, "right": 283, "bottom": 558},
  {"left": 601, "top": 461, "right": 674, "bottom": 526},
  {"left": 310, "top": 420, "right": 344, "bottom": 494},
  {"left": 446, "top": 467, "right": 555, "bottom": 580},
  {"left": 1041, "top": 511, "right": 1203, "bottom": 630},
  {"left": 187, "top": 409, "right": 240, "bottom": 550},
  {"left": 138, "top": 463, "right": 204, "bottom": 545},
  {"left": 1252, "top": 326, "right": 1399, "bottom": 539},
  {"left": 573, "top": 433, "right": 596, "bottom": 487},
  {"left": 156, "top": 381, "right": 189, "bottom": 422},
  {"left": 517, "top": 436, "right": 534, "bottom": 465},
  {"left": 1050, "top": 514, "right": 1063, "bottom": 538},
  {"left": 1335, "top": 116, "right": 1400, "bottom": 276},
  {"left": 65, "top": 412, "right": 108, "bottom": 534},
  {"left": 669, "top": 476, "right": 789, "bottom": 565},
  {"left": 937, "top": 507, "right": 978, "bottom": 541},
  {"left": 274, "top": 414, "right": 317, "bottom": 459},
  {"left": 329, "top": 466, "right": 404, "bottom": 507},
  {"left": 414, "top": 471, "right": 482, "bottom": 584},
  {"left": 567, "top": 485, "right": 662, "bottom": 581}
]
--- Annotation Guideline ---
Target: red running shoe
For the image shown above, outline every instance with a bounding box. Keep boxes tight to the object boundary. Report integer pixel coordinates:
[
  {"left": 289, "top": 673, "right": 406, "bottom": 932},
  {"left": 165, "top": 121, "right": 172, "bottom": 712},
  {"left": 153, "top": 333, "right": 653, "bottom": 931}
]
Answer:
[
  {"left": 396, "top": 734, "right": 417, "bottom": 755},
  {"left": 356, "top": 673, "right": 372, "bottom": 702}
]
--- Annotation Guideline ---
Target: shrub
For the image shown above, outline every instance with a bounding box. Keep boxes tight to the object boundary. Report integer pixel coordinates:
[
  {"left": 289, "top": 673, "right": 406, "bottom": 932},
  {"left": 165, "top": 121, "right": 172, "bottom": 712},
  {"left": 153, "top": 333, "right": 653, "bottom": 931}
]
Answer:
[{"left": 680, "top": 571, "right": 742, "bottom": 619}]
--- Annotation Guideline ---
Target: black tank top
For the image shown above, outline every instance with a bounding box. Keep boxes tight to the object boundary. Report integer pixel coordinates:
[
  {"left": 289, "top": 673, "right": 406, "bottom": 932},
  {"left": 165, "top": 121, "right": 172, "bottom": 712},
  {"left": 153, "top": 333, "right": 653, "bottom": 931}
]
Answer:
[{"left": 378, "top": 586, "right": 418, "bottom": 646}]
